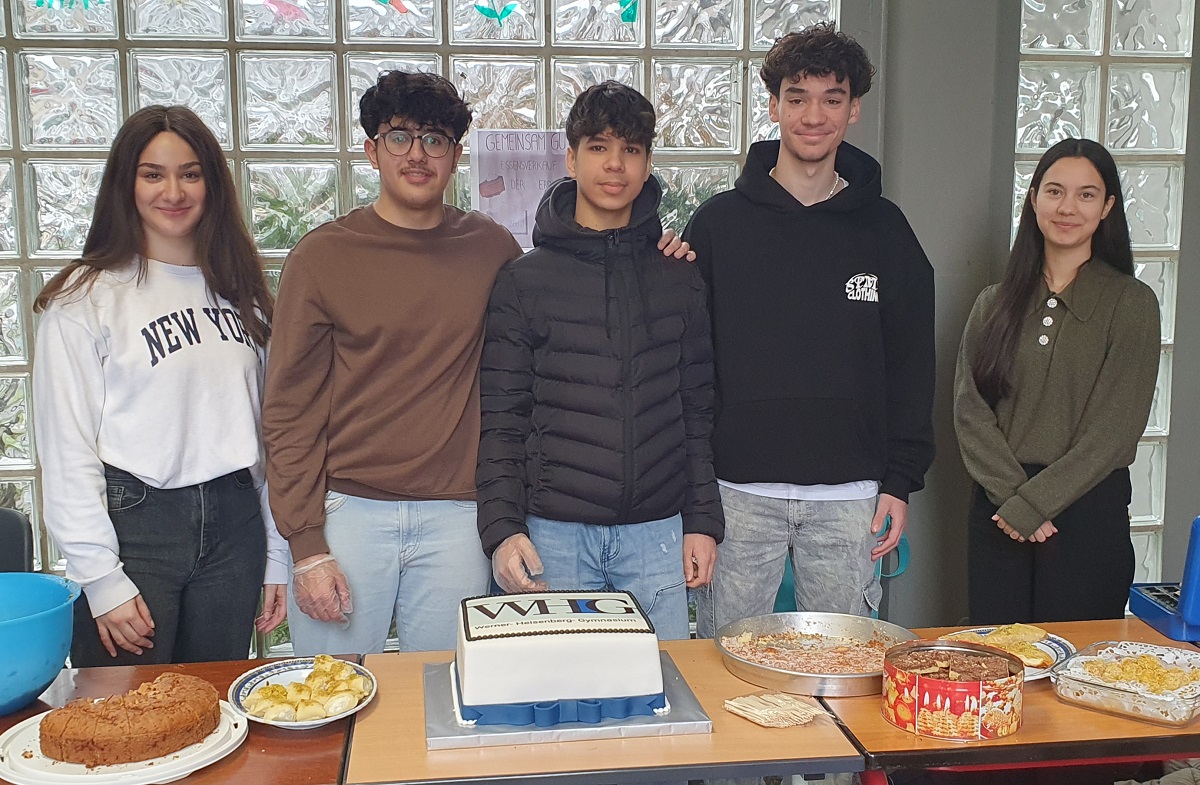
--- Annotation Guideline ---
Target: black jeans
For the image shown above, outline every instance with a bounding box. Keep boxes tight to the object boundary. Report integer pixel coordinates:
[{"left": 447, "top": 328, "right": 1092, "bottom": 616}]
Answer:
[
  {"left": 71, "top": 464, "right": 267, "bottom": 667},
  {"left": 967, "top": 464, "right": 1134, "bottom": 625}
]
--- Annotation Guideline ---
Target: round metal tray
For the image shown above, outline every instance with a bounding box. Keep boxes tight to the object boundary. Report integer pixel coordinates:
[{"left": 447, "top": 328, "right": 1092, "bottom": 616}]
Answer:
[{"left": 715, "top": 612, "right": 919, "bottom": 697}]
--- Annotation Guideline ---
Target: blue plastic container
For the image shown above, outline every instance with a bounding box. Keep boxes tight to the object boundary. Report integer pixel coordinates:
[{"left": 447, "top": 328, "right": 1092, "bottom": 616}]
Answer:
[{"left": 0, "top": 573, "right": 80, "bottom": 715}]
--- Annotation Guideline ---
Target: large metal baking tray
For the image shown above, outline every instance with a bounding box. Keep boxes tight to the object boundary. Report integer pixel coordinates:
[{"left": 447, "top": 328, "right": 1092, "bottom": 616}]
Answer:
[{"left": 716, "top": 612, "right": 919, "bottom": 697}]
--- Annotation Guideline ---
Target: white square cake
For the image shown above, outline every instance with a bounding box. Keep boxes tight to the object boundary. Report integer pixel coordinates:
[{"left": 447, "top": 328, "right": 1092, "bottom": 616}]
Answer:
[{"left": 453, "top": 590, "right": 667, "bottom": 726}]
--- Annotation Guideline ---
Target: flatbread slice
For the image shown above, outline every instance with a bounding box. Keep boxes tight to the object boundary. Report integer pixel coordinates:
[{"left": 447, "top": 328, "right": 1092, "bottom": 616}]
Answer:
[
  {"left": 985, "top": 623, "right": 1048, "bottom": 646},
  {"left": 1003, "top": 640, "right": 1054, "bottom": 669},
  {"left": 938, "top": 631, "right": 988, "bottom": 644}
]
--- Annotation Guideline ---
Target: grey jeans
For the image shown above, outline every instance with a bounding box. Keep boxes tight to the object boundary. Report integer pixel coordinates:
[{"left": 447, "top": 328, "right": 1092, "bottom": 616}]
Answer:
[{"left": 697, "top": 485, "right": 881, "bottom": 638}]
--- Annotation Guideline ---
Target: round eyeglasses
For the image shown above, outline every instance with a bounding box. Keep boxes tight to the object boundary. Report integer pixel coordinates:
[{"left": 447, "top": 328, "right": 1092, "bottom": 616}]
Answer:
[{"left": 377, "top": 128, "right": 457, "bottom": 159}]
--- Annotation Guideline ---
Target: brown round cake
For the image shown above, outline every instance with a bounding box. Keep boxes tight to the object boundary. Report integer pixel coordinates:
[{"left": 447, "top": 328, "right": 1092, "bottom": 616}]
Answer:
[{"left": 39, "top": 673, "right": 220, "bottom": 767}]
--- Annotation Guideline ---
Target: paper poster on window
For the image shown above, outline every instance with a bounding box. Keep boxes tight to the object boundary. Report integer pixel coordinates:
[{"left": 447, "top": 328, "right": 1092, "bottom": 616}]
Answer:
[{"left": 470, "top": 130, "right": 570, "bottom": 249}]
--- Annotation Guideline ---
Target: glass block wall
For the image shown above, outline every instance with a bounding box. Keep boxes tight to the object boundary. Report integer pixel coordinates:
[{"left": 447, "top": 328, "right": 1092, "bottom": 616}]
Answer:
[
  {"left": 0, "top": 1, "right": 838, "bottom": 573},
  {"left": 1016, "top": 0, "right": 1193, "bottom": 585}
]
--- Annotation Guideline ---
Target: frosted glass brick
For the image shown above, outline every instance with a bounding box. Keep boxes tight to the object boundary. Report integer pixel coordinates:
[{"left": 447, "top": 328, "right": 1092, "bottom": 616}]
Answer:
[
  {"left": 1134, "top": 258, "right": 1176, "bottom": 342},
  {"left": 0, "top": 478, "right": 40, "bottom": 570},
  {"left": 1021, "top": 0, "right": 1103, "bottom": 54},
  {"left": 748, "top": 59, "right": 780, "bottom": 143},
  {"left": 18, "top": 50, "right": 122, "bottom": 151},
  {"left": 554, "top": 0, "right": 643, "bottom": 46},
  {"left": 1112, "top": 0, "right": 1193, "bottom": 56},
  {"left": 655, "top": 0, "right": 741, "bottom": 48},
  {"left": 12, "top": 0, "right": 118, "bottom": 38},
  {"left": 244, "top": 161, "right": 339, "bottom": 255},
  {"left": 1120, "top": 162, "right": 1184, "bottom": 249},
  {"left": 0, "top": 50, "right": 11, "bottom": 148},
  {"left": 127, "top": 0, "right": 228, "bottom": 39},
  {"left": 264, "top": 265, "right": 282, "bottom": 296},
  {"left": 1144, "top": 350, "right": 1172, "bottom": 437},
  {"left": 238, "top": 0, "right": 334, "bottom": 40},
  {"left": 1107, "top": 65, "right": 1189, "bottom": 152},
  {"left": 1016, "top": 62, "right": 1100, "bottom": 152},
  {"left": 1010, "top": 162, "right": 1039, "bottom": 244},
  {"left": 751, "top": 0, "right": 837, "bottom": 51},
  {"left": 239, "top": 53, "right": 337, "bottom": 150},
  {"left": 453, "top": 163, "right": 471, "bottom": 211},
  {"left": 551, "top": 57, "right": 644, "bottom": 126},
  {"left": 0, "top": 161, "right": 15, "bottom": 257},
  {"left": 452, "top": 0, "right": 544, "bottom": 45},
  {"left": 0, "top": 374, "right": 34, "bottom": 469},
  {"left": 0, "top": 1, "right": 6, "bottom": 35},
  {"left": 653, "top": 59, "right": 742, "bottom": 152},
  {"left": 345, "top": 54, "right": 441, "bottom": 148},
  {"left": 344, "top": 0, "right": 440, "bottom": 42},
  {"left": 131, "top": 50, "right": 233, "bottom": 149},
  {"left": 350, "top": 160, "right": 380, "bottom": 208},
  {"left": 0, "top": 268, "right": 26, "bottom": 365},
  {"left": 656, "top": 163, "right": 737, "bottom": 230},
  {"left": 451, "top": 57, "right": 543, "bottom": 151},
  {"left": 1130, "top": 439, "right": 1167, "bottom": 523},
  {"left": 27, "top": 160, "right": 105, "bottom": 257},
  {"left": 1132, "top": 528, "right": 1163, "bottom": 583}
]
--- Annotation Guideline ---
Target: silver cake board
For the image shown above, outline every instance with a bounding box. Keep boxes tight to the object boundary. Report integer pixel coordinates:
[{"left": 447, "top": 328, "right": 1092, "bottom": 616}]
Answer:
[{"left": 423, "top": 651, "right": 712, "bottom": 750}]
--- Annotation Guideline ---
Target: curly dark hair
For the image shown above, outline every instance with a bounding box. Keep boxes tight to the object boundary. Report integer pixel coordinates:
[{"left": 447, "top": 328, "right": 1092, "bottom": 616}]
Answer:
[
  {"left": 565, "top": 81, "right": 656, "bottom": 150},
  {"left": 760, "top": 23, "right": 876, "bottom": 99},
  {"left": 359, "top": 71, "right": 472, "bottom": 141}
]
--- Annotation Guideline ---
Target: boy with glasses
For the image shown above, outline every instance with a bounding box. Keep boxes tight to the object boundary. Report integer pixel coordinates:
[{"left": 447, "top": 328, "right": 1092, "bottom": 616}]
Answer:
[
  {"left": 477, "top": 82, "right": 724, "bottom": 639},
  {"left": 263, "top": 71, "right": 695, "bottom": 655}
]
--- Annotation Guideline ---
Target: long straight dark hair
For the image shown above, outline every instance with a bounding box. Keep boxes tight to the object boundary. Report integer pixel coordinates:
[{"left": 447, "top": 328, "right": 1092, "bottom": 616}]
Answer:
[
  {"left": 34, "top": 105, "right": 273, "bottom": 346},
  {"left": 971, "top": 138, "right": 1133, "bottom": 405}
]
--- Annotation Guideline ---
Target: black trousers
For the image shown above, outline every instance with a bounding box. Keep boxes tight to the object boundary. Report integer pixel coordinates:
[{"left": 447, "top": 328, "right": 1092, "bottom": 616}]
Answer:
[
  {"left": 71, "top": 464, "right": 266, "bottom": 668},
  {"left": 967, "top": 465, "right": 1134, "bottom": 625}
]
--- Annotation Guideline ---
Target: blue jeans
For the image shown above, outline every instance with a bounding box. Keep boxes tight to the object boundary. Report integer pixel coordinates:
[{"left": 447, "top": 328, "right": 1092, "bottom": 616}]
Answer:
[
  {"left": 526, "top": 514, "right": 690, "bottom": 640},
  {"left": 696, "top": 485, "right": 880, "bottom": 639},
  {"left": 287, "top": 495, "right": 491, "bottom": 655},
  {"left": 71, "top": 465, "right": 266, "bottom": 668}
]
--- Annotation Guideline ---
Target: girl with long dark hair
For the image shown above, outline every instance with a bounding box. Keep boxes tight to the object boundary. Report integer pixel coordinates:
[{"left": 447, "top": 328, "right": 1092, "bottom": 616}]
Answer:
[
  {"left": 34, "top": 105, "right": 287, "bottom": 666},
  {"left": 954, "top": 138, "right": 1160, "bottom": 624}
]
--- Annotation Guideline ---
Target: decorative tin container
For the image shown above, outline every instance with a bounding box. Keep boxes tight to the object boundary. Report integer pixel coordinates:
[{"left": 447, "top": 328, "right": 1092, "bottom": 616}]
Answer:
[{"left": 882, "top": 640, "right": 1024, "bottom": 741}]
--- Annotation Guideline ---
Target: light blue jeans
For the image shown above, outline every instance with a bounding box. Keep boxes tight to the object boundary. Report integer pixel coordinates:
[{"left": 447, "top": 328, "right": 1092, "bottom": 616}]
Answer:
[
  {"left": 526, "top": 514, "right": 690, "bottom": 640},
  {"left": 287, "top": 494, "right": 491, "bottom": 655},
  {"left": 696, "top": 485, "right": 881, "bottom": 639}
]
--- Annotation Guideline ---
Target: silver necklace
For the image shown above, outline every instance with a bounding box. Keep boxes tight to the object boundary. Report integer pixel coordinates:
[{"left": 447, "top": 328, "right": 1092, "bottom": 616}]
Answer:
[{"left": 826, "top": 171, "right": 843, "bottom": 200}]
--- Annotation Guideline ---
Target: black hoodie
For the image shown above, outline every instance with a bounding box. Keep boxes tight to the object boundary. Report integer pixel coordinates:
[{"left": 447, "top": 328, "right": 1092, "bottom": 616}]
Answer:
[
  {"left": 476, "top": 176, "right": 725, "bottom": 558},
  {"left": 683, "top": 140, "right": 935, "bottom": 501}
]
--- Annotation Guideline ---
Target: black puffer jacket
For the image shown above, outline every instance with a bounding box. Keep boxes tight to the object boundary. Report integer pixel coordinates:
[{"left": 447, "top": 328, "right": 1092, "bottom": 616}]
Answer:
[{"left": 476, "top": 176, "right": 724, "bottom": 558}]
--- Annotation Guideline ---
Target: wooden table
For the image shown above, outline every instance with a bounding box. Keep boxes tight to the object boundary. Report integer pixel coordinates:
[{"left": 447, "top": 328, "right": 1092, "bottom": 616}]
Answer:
[
  {"left": 825, "top": 618, "right": 1200, "bottom": 783},
  {"left": 0, "top": 659, "right": 353, "bottom": 785},
  {"left": 345, "top": 639, "right": 863, "bottom": 784}
]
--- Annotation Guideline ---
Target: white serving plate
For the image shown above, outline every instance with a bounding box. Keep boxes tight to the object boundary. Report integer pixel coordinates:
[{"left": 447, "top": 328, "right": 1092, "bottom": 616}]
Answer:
[
  {"left": 944, "top": 627, "right": 1076, "bottom": 682},
  {"left": 0, "top": 700, "right": 246, "bottom": 785},
  {"left": 227, "top": 657, "right": 376, "bottom": 730}
]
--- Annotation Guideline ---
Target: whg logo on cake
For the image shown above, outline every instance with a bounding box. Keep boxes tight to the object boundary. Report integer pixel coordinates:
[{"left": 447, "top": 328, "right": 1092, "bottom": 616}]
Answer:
[{"left": 469, "top": 595, "right": 637, "bottom": 622}]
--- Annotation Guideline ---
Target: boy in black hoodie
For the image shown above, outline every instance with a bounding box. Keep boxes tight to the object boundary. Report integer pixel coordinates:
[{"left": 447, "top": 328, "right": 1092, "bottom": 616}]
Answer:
[
  {"left": 476, "top": 82, "right": 724, "bottom": 639},
  {"left": 684, "top": 24, "right": 935, "bottom": 635}
]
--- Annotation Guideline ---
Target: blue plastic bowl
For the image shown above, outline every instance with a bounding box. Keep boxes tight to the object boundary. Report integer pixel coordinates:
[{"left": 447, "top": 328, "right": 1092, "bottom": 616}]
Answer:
[{"left": 0, "top": 573, "right": 80, "bottom": 715}]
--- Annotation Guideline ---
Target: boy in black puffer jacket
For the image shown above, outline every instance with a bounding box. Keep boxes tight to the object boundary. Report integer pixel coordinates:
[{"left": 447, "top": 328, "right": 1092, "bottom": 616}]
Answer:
[{"left": 476, "top": 82, "right": 724, "bottom": 639}]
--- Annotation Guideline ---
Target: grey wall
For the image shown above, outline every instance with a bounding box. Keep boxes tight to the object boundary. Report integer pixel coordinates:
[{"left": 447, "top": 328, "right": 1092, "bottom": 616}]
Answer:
[{"left": 855, "top": 0, "right": 1022, "bottom": 626}]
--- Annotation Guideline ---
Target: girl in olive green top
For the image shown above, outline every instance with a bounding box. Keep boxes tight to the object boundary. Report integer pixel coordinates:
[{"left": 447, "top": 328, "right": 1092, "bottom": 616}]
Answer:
[{"left": 954, "top": 138, "right": 1160, "bottom": 624}]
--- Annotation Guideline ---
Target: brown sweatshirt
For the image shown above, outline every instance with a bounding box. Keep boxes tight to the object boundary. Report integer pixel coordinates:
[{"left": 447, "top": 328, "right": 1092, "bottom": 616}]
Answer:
[
  {"left": 953, "top": 260, "right": 1160, "bottom": 538},
  {"left": 263, "top": 205, "right": 522, "bottom": 561}
]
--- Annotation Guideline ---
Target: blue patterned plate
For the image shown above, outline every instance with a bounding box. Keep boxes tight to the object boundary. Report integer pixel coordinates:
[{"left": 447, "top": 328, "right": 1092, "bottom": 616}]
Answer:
[
  {"left": 227, "top": 657, "right": 376, "bottom": 729},
  {"left": 943, "top": 627, "right": 1076, "bottom": 682}
]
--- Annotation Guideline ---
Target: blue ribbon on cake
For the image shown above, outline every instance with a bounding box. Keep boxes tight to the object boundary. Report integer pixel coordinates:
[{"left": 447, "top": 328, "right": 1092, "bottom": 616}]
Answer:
[{"left": 455, "top": 666, "right": 665, "bottom": 727}]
